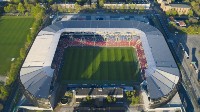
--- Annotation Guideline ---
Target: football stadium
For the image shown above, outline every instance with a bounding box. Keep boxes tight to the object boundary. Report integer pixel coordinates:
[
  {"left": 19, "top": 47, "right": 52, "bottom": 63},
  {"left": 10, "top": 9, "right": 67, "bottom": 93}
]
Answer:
[{"left": 18, "top": 20, "right": 180, "bottom": 110}]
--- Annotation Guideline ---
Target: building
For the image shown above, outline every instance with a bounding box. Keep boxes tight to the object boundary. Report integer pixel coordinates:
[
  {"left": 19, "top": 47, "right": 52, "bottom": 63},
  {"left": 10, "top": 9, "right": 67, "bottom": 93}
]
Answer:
[
  {"left": 157, "top": 0, "right": 191, "bottom": 15},
  {"left": 75, "top": 88, "right": 123, "bottom": 99},
  {"left": 104, "top": 0, "right": 151, "bottom": 9},
  {"left": 0, "top": 0, "right": 10, "bottom": 2},
  {"left": 18, "top": 20, "right": 179, "bottom": 110},
  {"left": 178, "top": 21, "right": 186, "bottom": 27},
  {"left": 157, "top": 0, "right": 172, "bottom": 4},
  {"left": 161, "top": 3, "right": 191, "bottom": 15}
]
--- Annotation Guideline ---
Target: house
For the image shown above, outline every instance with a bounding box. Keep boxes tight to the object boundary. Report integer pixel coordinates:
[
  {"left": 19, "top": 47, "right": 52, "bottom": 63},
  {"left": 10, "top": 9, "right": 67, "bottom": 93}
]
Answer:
[
  {"left": 157, "top": 0, "right": 191, "bottom": 15},
  {"left": 161, "top": 3, "right": 190, "bottom": 15},
  {"left": 178, "top": 21, "right": 186, "bottom": 27}
]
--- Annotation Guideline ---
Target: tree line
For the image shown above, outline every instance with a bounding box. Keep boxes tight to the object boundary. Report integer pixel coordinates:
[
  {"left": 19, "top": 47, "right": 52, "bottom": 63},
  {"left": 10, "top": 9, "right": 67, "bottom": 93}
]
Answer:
[
  {"left": 165, "top": 9, "right": 194, "bottom": 17},
  {"left": 169, "top": 22, "right": 200, "bottom": 34},
  {"left": 4, "top": 0, "right": 46, "bottom": 15}
]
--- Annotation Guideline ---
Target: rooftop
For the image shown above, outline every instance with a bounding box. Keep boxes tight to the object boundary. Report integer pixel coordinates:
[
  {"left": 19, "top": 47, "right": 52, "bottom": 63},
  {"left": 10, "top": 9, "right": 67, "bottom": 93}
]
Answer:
[
  {"left": 75, "top": 88, "right": 123, "bottom": 96},
  {"left": 170, "top": 4, "right": 191, "bottom": 8},
  {"left": 178, "top": 21, "right": 186, "bottom": 27}
]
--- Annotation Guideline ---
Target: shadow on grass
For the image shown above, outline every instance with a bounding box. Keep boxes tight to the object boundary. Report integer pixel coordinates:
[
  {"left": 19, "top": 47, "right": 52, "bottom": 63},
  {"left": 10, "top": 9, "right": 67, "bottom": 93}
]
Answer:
[{"left": 59, "top": 45, "right": 141, "bottom": 85}]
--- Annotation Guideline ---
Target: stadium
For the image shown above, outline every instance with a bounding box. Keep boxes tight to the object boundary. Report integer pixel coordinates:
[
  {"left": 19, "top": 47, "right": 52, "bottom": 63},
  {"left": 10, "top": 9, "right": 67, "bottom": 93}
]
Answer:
[{"left": 18, "top": 20, "right": 180, "bottom": 110}]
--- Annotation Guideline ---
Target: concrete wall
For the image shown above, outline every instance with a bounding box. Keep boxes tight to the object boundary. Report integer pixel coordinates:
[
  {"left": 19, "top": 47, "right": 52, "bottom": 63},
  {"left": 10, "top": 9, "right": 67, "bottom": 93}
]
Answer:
[{"left": 75, "top": 94, "right": 123, "bottom": 99}]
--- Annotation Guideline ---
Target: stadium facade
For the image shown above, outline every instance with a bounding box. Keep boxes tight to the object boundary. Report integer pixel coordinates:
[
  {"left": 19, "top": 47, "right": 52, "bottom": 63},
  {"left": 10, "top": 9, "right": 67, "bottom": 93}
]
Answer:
[{"left": 19, "top": 20, "right": 180, "bottom": 110}]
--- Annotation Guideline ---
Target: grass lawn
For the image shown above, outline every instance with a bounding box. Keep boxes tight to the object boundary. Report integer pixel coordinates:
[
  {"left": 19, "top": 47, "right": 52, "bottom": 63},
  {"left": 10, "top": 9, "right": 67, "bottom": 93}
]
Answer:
[
  {"left": 61, "top": 47, "right": 140, "bottom": 84},
  {"left": 0, "top": 16, "right": 34, "bottom": 75}
]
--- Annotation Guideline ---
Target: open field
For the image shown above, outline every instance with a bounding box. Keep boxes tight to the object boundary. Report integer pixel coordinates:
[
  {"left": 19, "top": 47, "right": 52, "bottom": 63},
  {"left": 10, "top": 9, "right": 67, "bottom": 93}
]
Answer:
[
  {"left": 0, "top": 16, "right": 34, "bottom": 75},
  {"left": 61, "top": 47, "right": 140, "bottom": 84}
]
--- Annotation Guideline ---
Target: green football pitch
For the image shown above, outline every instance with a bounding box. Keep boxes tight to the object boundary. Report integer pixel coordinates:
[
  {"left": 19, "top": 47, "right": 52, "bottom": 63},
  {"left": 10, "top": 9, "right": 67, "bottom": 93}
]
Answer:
[
  {"left": 0, "top": 16, "right": 34, "bottom": 75},
  {"left": 61, "top": 47, "right": 140, "bottom": 84}
]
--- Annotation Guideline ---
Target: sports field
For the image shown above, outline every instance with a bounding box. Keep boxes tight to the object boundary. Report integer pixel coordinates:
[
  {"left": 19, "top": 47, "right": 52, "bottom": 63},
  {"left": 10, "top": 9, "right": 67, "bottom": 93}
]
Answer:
[
  {"left": 61, "top": 47, "right": 140, "bottom": 84},
  {"left": 0, "top": 16, "right": 34, "bottom": 75}
]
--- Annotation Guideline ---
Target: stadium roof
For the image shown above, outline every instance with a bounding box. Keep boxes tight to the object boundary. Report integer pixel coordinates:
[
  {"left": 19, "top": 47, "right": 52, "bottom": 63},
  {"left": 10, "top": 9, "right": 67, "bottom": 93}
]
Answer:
[{"left": 20, "top": 20, "right": 179, "bottom": 100}]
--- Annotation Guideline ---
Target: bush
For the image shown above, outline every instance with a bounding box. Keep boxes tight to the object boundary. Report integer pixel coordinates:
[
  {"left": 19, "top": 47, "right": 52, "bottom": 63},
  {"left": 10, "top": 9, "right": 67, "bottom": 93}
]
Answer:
[
  {"left": 106, "top": 96, "right": 116, "bottom": 103},
  {"left": 126, "top": 90, "right": 140, "bottom": 105},
  {"left": 86, "top": 96, "right": 91, "bottom": 101}
]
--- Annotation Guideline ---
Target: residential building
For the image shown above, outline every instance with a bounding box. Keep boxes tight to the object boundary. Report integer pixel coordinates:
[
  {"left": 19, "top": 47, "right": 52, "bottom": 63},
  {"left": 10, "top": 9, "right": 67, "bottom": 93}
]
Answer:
[
  {"left": 157, "top": 0, "right": 190, "bottom": 15},
  {"left": 157, "top": 0, "right": 172, "bottom": 4},
  {"left": 161, "top": 3, "right": 191, "bottom": 15},
  {"left": 104, "top": 0, "right": 151, "bottom": 9}
]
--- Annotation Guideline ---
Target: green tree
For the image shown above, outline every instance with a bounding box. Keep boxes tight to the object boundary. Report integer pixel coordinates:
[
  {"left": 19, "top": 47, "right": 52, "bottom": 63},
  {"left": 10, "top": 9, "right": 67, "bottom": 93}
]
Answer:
[
  {"left": 113, "top": 97, "right": 116, "bottom": 102},
  {"left": 4, "top": 4, "right": 17, "bottom": 13},
  {"left": 111, "top": 5, "right": 115, "bottom": 12},
  {"left": 0, "top": 86, "right": 9, "bottom": 100},
  {"left": 188, "top": 10, "right": 193, "bottom": 17},
  {"left": 106, "top": 96, "right": 116, "bottom": 103},
  {"left": 106, "top": 96, "right": 112, "bottom": 103},
  {"left": 121, "top": 4, "right": 126, "bottom": 12},
  {"left": 24, "top": 0, "right": 28, "bottom": 4},
  {"left": 20, "top": 48, "right": 26, "bottom": 58},
  {"left": 140, "top": 6, "right": 145, "bottom": 12},
  {"left": 31, "top": 3, "right": 45, "bottom": 19},
  {"left": 185, "top": 20, "right": 189, "bottom": 24},
  {"left": 13, "top": 0, "right": 21, "bottom": 4},
  {"left": 51, "top": 4, "right": 58, "bottom": 12},
  {"left": 4, "top": 5, "right": 11, "bottom": 13},
  {"left": 131, "top": 96, "right": 139, "bottom": 105},
  {"left": 58, "top": 5, "right": 64, "bottom": 12},
  {"left": 191, "top": 1, "right": 196, "bottom": 7},
  {"left": 130, "top": 4, "right": 135, "bottom": 9},
  {"left": 74, "top": 2, "right": 81, "bottom": 13},
  {"left": 86, "top": 96, "right": 91, "bottom": 101},
  {"left": 171, "top": 9, "right": 178, "bottom": 16},
  {"left": 17, "top": 3, "right": 25, "bottom": 14},
  {"left": 99, "top": 0, "right": 105, "bottom": 7},
  {"left": 24, "top": 3, "right": 33, "bottom": 12},
  {"left": 165, "top": 10, "right": 171, "bottom": 16}
]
